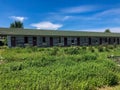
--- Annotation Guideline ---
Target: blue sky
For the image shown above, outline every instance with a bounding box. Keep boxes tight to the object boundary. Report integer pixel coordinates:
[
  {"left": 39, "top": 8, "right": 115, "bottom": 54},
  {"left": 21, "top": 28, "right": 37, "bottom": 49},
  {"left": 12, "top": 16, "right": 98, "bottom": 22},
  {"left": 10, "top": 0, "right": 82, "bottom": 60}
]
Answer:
[{"left": 0, "top": 0, "right": 120, "bottom": 32}]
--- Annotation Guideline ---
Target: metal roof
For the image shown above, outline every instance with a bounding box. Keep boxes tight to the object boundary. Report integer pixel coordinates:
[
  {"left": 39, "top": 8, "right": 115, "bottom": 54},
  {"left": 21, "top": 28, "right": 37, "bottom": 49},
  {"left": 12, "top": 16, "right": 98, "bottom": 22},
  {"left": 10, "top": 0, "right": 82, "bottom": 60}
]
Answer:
[{"left": 0, "top": 28, "right": 120, "bottom": 37}]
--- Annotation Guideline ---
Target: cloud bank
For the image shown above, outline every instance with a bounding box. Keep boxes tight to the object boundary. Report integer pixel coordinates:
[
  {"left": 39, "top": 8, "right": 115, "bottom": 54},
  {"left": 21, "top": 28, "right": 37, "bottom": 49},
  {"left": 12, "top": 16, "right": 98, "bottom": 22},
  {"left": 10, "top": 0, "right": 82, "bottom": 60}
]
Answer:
[
  {"left": 9, "top": 16, "right": 27, "bottom": 22},
  {"left": 60, "top": 5, "right": 98, "bottom": 13},
  {"left": 31, "top": 21, "right": 63, "bottom": 30}
]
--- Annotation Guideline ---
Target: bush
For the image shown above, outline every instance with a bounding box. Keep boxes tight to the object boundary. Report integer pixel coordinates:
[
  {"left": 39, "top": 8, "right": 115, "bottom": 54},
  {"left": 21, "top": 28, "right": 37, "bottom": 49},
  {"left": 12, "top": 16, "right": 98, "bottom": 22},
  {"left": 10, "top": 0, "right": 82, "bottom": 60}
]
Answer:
[
  {"left": 98, "top": 46, "right": 104, "bottom": 52},
  {"left": 0, "top": 46, "right": 120, "bottom": 90},
  {"left": 82, "top": 54, "right": 97, "bottom": 61},
  {"left": 82, "top": 46, "right": 87, "bottom": 50},
  {"left": 64, "top": 47, "right": 81, "bottom": 55},
  {"left": 9, "top": 63, "right": 24, "bottom": 71},
  {"left": 105, "top": 47, "right": 110, "bottom": 52},
  {"left": 89, "top": 47, "right": 95, "bottom": 52},
  {"left": 113, "top": 44, "right": 117, "bottom": 48},
  {"left": 107, "top": 45, "right": 114, "bottom": 49},
  {"left": 28, "top": 56, "right": 56, "bottom": 67},
  {"left": 104, "top": 72, "right": 118, "bottom": 86},
  {"left": 0, "top": 46, "right": 8, "bottom": 49},
  {"left": 50, "top": 47, "right": 59, "bottom": 55}
]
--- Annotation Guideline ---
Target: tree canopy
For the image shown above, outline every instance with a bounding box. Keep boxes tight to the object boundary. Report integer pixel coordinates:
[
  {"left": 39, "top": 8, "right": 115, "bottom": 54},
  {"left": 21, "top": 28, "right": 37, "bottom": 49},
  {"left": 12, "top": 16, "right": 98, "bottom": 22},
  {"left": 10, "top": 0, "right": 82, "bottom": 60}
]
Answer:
[
  {"left": 10, "top": 21, "right": 24, "bottom": 28},
  {"left": 105, "top": 29, "right": 111, "bottom": 33}
]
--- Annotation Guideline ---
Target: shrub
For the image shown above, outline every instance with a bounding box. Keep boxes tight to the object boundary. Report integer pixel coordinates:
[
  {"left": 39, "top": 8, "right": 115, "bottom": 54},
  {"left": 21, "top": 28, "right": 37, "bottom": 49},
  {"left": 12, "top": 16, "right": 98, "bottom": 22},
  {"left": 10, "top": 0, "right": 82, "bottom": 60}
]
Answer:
[
  {"left": 0, "top": 46, "right": 8, "bottom": 49},
  {"left": 113, "top": 44, "right": 117, "bottom": 48},
  {"left": 0, "top": 46, "right": 120, "bottom": 90},
  {"left": 107, "top": 45, "right": 114, "bottom": 49},
  {"left": 104, "top": 72, "right": 118, "bottom": 86},
  {"left": 28, "top": 56, "right": 56, "bottom": 67},
  {"left": 98, "top": 46, "right": 104, "bottom": 52},
  {"left": 89, "top": 47, "right": 95, "bottom": 53},
  {"left": 82, "top": 46, "right": 87, "bottom": 50},
  {"left": 105, "top": 47, "right": 110, "bottom": 52},
  {"left": 82, "top": 54, "right": 97, "bottom": 61},
  {"left": 64, "top": 47, "right": 80, "bottom": 55},
  {"left": 10, "top": 63, "right": 24, "bottom": 71},
  {"left": 50, "top": 47, "right": 59, "bottom": 55}
]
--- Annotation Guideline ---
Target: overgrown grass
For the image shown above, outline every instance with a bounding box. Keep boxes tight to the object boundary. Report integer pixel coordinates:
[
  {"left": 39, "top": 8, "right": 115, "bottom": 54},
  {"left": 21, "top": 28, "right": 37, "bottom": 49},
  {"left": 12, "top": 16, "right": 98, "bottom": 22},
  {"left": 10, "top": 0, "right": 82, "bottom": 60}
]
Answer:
[{"left": 0, "top": 45, "right": 120, "bottom": 90}]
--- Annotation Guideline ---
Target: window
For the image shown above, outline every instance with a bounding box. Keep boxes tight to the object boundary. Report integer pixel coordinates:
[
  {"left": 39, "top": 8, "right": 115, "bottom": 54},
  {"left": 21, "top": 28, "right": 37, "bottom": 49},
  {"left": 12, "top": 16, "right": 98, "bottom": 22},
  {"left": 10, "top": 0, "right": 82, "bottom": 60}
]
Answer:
[
  {"left": 43, "top": 37, "right": 46, "bottom": 43},
  {"left": 105, "top": 38, "right": 107, "bottom": 42},
  {"left": 24, "top": 37, "right": 28, "bottom": 43},
  {"left": 114, "top": 38, "right": 116, "bottom": 42},
  {"left": 71, "top": 40, "right": 74, "bottom": 43},
  {"left": 59, "top": 37, "right": 61, "bottom": 43}
]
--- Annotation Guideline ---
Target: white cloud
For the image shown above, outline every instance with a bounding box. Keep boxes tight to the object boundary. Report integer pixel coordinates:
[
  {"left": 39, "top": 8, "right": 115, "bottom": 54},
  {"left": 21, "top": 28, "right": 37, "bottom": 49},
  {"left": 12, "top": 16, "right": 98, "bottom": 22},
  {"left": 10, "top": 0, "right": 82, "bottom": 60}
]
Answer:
[
  {"left": 9, "top": 16, "right": 27, "bottom": 22},
  {"left": 62, "top": 16, "right": 72, "bottom": 21},
  {"left": 80, "top": 27, "right": 120, "bottom": 33},
  {"left": 31, "top": 21, "right": 63, "bottom": 30},
  {"left": 46, "top": 13, "right": 72, "bottom": 21},
  {"left": 94, "top": 8, "right": 120, "bottom": 17},
  {"left": 67, "top": 8, "right": 120, "bottom": 23},
  {"left": 61, "top": 5, "right": 97, "bottom": 13}
]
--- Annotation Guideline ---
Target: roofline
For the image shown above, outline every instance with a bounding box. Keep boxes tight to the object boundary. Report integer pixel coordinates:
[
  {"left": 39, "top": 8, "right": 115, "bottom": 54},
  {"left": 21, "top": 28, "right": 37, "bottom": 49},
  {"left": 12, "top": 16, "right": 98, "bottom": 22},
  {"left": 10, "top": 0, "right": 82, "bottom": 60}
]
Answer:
[
  {"left": 0, "top": 27, "right": 120, "bottom": 37},
  {"left": 0, "top": 27, "right": 112, "bottom": 33},
  {"left": 0, "top": 34, "right": 120, "bottom": 37}
]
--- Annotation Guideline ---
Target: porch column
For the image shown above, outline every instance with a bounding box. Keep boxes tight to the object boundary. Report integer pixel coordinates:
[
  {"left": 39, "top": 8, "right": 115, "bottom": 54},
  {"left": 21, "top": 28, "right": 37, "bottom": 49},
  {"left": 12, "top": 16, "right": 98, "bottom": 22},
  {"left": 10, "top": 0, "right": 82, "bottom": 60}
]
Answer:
[
  {"left": 107, "top": 37, "right": 109, "bottom": 44},
  {"left": 7, "top": 36, "right": 11, "bottom": 47},
  {"left": 99, "top": 37, "right": 102, "bottom": 45}
]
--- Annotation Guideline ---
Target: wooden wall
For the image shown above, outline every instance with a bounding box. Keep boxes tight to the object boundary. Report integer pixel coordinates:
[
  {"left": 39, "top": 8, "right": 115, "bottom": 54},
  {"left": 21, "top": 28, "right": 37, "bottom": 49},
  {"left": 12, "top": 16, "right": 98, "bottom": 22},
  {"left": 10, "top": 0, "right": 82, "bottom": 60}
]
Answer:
[{"left": 7, "top": 36, "right": 120, "bottom": 47}]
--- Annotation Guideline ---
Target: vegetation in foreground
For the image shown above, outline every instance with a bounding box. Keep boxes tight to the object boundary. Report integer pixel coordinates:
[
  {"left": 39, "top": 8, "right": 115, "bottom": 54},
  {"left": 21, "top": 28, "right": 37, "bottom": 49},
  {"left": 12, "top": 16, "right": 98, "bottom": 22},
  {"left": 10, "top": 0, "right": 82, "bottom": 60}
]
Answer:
[{"left": 0, "top": 45, "right": 120, "bottom": 90}]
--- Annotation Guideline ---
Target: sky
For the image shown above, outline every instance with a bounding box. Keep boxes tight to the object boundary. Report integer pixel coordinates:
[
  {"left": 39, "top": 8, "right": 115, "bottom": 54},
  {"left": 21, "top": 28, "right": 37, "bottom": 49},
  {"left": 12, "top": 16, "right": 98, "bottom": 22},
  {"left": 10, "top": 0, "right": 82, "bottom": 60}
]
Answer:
[{"left": 0, "top": 0, "right": 120, "bottom": 32}]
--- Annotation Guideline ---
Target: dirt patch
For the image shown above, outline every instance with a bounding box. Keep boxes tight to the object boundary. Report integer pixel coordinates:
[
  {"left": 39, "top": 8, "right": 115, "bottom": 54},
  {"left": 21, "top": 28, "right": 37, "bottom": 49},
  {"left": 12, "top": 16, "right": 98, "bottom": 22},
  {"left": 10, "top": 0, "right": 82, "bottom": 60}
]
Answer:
[
  {"left": 98, "top": 84, "right": 120, "bottom": 90},
  {"left": 98, "top": 87, "right": 113, "bottom": 90}
]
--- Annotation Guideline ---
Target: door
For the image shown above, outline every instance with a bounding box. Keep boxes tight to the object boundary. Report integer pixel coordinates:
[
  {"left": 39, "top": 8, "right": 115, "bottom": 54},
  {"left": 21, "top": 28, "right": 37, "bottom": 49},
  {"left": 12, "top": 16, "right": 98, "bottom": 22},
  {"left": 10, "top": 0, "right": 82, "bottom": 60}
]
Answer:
[
  {"left": 33, "top": 37, "right": 37, "bottom": 46},
  {"left": 117, "top": 38, "right": 119, "bottom": 44},
  {"left": 50, "top": 37, "right": 53, "bottom": 46},
  {"left": 114, "top": 38, "right": 116, "bottom": 43},
  {"left": 64, "top": 37, "right": 67, "bottom": 46},
  {"left": 11, "top": 37, "right": 16, "bottom": 47},
  {"left": 100, "top": 38, "right": 102, "bottom": 44},
  {"left": 108, "top": 38, "right": 111, "bottom": 44},
  {"left": 24, "top": 37, "right": 28, "bottom": 43},
  {"left": 77, "top": 38, "right": 80, "bottom": 45},
  {"left": 88, "top": 37, "right": 91, "bottom": 45}
]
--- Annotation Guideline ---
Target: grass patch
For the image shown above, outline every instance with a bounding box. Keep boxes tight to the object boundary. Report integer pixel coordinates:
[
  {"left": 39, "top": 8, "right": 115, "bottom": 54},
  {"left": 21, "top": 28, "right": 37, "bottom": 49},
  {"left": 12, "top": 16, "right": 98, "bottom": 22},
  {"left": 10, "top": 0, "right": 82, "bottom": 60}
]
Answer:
[{"left": 0, "top": 45, "right": 120, "bottom": 90}]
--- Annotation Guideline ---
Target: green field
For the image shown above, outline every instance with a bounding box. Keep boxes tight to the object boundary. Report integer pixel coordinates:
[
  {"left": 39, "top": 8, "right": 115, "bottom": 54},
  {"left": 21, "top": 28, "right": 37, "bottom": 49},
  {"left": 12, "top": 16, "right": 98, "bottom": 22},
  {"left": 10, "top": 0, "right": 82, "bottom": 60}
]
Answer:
[{"left": 0, "top": 45, "right": 120, "bottom": 90}]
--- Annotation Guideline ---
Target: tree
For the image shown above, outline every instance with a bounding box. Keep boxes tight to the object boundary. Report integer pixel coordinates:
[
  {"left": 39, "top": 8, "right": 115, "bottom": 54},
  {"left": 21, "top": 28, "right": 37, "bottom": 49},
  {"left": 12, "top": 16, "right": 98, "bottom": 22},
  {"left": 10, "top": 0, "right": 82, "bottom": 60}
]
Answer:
[
  {"left": 105, "top": 29, "right": 111, "bottom": 33},
  {"left": 10, "top": 21, "right": 24, "bottom": 28}
]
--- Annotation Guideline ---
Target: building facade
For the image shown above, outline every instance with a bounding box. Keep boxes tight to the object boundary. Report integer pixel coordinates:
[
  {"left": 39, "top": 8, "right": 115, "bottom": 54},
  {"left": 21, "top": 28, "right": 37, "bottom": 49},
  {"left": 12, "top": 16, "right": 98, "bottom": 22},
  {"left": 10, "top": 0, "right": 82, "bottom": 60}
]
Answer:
[{"left": 0, "top": 28, "right": 120, "bottom": 47}]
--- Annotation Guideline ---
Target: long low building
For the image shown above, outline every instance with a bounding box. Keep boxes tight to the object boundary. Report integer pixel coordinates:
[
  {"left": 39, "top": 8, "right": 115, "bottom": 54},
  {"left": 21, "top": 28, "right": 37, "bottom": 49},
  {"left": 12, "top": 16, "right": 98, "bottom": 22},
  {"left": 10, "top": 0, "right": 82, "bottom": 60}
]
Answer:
[{"left": 0, "top": 28, "right": 120, "bottom": 47}]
